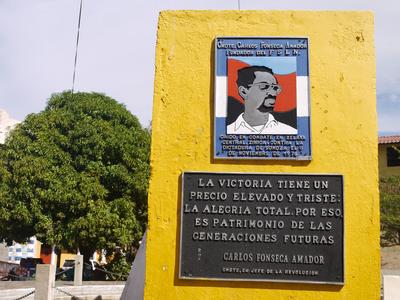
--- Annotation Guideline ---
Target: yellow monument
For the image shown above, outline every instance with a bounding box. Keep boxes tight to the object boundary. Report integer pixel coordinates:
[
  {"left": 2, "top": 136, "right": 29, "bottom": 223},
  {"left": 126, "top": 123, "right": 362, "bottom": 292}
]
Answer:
[{"left": 145, "top": 11, "right": 379, "bottom": 299}]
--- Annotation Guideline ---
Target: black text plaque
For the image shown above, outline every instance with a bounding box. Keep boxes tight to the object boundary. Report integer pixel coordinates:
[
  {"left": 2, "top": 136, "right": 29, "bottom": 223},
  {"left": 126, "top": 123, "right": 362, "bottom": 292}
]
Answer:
[{"left": 179, "top": 172, "right": 344, "bottom": 284}]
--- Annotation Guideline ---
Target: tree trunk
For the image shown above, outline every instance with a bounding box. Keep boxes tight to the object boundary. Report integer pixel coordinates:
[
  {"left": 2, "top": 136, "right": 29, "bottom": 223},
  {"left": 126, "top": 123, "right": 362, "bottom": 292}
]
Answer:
[{"left": 80, "top": 247, "right": 95, "bottom": 264}]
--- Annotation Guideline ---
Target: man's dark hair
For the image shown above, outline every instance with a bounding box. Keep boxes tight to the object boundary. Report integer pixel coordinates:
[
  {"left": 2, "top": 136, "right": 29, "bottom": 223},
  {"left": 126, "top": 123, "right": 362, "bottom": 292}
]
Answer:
[{"left": 236, "top": 66, "right": 274, "bottom": 89}]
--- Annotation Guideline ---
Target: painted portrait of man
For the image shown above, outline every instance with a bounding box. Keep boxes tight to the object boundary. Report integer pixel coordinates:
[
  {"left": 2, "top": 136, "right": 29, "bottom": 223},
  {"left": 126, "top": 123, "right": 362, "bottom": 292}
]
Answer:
[
  {"left": 227, "top": 65, "right": 297, "bottom": 135},
  {"left": 214, "top": 38, "right": 311, "bottom": 160}
]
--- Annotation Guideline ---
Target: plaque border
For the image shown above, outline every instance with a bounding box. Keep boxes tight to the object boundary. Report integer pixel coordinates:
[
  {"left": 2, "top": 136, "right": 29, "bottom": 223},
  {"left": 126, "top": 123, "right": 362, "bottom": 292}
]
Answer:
[
  {"left": 213, "top": 36, "right": 313, "bottom": 161},
  {"left": 178, "top": 171, "right": 344, "bottom": 285}
]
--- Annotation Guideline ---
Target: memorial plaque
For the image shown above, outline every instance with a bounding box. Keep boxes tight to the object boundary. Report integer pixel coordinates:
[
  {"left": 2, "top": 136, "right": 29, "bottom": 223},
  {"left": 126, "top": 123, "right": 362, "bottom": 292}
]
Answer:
[
  {"left": 214, "top": 37, "right": 311, "bottom": 160},
  {"left": 179, "top": 172, "right": 344, "bottom": 284}
]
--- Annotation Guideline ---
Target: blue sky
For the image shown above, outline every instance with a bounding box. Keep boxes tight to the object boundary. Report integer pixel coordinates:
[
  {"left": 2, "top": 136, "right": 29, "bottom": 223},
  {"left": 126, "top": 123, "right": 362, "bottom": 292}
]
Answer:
[{"left": 0, "top": 0, "right": 399, "bottom": 134}]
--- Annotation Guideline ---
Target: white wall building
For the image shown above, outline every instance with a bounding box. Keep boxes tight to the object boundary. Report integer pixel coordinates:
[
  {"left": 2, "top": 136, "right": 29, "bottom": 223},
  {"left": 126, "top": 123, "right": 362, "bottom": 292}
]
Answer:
[
  {"left": 7, "top": 237, "right": 39, "bottom": 263},
  {"left": 0, "top": 109, "right": 19, "bottom": 143}
]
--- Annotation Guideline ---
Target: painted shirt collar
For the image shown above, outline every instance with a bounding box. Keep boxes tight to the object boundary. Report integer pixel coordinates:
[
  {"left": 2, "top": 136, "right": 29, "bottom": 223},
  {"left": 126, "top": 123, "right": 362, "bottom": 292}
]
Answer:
[{"left": 234, "top": 113, "right": 279, "bottom": 133}]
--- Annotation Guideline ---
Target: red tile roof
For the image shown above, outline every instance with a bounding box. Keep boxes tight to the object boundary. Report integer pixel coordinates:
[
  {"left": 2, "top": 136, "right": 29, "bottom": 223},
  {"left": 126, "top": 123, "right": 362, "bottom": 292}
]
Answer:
[{"left": 379, "top": 135, "right": 400, "bottom": 144}]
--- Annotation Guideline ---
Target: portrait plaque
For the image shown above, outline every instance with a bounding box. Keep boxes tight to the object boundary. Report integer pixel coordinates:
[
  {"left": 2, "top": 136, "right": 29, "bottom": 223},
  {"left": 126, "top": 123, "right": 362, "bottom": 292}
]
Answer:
[
  {"left": 214, "top": 37, "right": 311, "bottom": 160},
  {"left": 179, "top": 172, "right": 344, "bottom": 284}
]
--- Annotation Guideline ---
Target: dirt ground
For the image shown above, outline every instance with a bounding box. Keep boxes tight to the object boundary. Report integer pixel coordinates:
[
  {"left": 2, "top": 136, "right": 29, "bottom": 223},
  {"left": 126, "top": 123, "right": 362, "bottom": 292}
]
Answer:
[{"left": 381, "top": 245, "right": 400, "bottom": 271}]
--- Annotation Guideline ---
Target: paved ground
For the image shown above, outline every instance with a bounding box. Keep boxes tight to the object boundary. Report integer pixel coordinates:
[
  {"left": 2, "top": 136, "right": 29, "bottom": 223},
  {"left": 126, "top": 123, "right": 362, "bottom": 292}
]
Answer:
[
  {"left": 0, "top": 280, "right": 125, "bottom": 290},
  {"left": 0, "top": 282, "right": 126, "bottom": 300},
  {"left": 382, "top": 245, "right": 400, "bottom": 270}
]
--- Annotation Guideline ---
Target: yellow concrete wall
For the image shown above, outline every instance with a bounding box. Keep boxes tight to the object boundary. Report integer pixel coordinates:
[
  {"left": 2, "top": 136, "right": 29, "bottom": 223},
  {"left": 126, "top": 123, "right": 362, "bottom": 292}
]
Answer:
[
  {"left": 145, "top": 11, "right": 379, "bottom": 300},
  {"left": 379, "top": 144, "right": 400, "bottom": 178}
]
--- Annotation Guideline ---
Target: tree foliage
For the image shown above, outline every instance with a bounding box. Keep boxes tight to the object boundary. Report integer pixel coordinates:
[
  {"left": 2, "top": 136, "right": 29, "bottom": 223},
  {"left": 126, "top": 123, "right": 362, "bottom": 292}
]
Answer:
[
  {"left": 380, "top": 176, "right": 400, "bottom": 246},
  {"left": 0, "top": 91, "right": 150, "bottom": 257},
  {"left": 105, "top": 251, "right": 131, "bottom": 281}
]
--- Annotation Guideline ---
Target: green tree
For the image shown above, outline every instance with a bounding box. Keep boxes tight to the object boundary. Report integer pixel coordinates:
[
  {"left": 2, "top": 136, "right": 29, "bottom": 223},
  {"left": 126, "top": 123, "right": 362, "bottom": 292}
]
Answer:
[
  {"left": 0, "top": 91, "right": 150, "bottom": 261},
  {"left": 380, "top": 176, "right": 400, "bottom": 246},
  {"left": 104, "top": 250, "right": 131, "bottom": 281}
]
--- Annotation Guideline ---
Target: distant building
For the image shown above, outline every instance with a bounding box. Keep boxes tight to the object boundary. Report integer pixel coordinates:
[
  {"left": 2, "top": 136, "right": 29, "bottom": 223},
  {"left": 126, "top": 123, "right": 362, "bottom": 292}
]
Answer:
[
  {"left": 378, "top": 135, "right": 400, "bottom": 178},
  {"left": 7, "top": 237, "right": 41, "bottom": 264},
  {"left": 0, "top": 244, "right": 8, "bottom": 262},
  {"left": 0, "top": 109, "right": 19, "bottom": 143}
]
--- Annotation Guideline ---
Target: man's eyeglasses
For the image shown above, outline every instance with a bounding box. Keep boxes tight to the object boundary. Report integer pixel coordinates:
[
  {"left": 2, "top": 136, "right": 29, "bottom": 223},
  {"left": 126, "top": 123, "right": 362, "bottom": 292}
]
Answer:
[{"left": 248, "top": 82, "right": 282, "bottom": 94}]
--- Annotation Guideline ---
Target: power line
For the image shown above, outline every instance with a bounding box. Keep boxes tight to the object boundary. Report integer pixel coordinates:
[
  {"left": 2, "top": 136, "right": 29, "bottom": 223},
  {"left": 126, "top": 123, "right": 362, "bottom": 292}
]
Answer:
[{"left": 72, "top": 0, "right": 83, "bottom": 94}]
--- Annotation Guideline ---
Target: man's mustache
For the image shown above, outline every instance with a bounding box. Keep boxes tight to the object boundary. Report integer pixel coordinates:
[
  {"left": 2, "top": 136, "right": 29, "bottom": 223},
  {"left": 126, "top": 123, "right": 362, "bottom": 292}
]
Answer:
[{"left": 257, "top": 96, "right": 276, "bottom": 112}]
